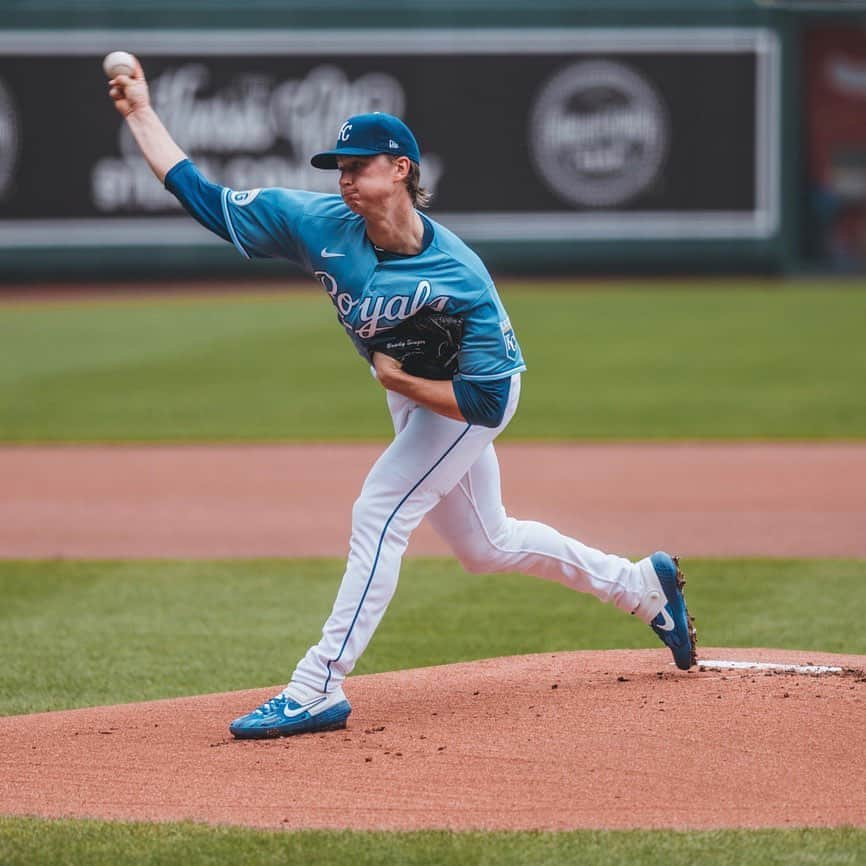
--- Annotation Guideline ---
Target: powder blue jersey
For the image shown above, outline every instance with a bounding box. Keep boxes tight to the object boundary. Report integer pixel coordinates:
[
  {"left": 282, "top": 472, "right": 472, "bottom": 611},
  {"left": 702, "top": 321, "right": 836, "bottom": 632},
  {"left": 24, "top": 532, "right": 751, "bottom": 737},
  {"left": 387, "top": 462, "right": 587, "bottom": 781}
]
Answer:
[{"left": 219, "top": 187, "right": 525, "bottom": 382}]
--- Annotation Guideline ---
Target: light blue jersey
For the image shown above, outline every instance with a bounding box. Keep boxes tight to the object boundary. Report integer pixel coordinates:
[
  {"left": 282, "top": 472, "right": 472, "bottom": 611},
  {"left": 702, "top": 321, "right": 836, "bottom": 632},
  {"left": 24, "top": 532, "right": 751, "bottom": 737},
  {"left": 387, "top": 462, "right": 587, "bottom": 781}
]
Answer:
[{"left": 219, "top": 187, "right": 525, "bottom": 382}]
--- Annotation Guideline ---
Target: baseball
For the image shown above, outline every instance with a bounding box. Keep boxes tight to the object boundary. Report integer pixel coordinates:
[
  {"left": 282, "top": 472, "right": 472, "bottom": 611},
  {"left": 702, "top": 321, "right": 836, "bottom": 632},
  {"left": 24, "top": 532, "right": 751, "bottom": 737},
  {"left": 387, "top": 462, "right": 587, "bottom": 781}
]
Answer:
[{"left": 102, "top": 51, "right": 136, "bottom": 79}]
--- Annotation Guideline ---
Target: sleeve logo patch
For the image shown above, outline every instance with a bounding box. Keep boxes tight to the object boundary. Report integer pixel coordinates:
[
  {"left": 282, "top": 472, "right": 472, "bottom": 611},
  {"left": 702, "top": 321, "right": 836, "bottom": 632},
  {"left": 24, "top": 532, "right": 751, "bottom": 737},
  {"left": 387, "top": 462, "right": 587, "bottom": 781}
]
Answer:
[
  {"left": 500, "top": 318, "right": 518, "bottom": 360},
  {"left": 229, "top": 189, "right": 262, "bottom": 206}
]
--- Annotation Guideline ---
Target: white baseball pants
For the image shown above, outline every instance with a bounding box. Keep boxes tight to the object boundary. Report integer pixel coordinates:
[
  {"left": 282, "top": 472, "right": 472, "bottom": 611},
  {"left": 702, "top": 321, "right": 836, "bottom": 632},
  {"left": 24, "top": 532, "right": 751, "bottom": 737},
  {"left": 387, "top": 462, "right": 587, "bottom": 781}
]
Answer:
[{"left": 292, "top": 374, "right": 665, "bottom": 694}]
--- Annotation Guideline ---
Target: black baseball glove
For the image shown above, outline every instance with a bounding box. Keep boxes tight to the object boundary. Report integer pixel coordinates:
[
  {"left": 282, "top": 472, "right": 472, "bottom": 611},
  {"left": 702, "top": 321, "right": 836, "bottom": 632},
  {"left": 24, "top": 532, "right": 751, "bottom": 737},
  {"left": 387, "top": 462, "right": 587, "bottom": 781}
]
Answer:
[{"left": 367, "top": 309, "right": 463, "bottom": 380}]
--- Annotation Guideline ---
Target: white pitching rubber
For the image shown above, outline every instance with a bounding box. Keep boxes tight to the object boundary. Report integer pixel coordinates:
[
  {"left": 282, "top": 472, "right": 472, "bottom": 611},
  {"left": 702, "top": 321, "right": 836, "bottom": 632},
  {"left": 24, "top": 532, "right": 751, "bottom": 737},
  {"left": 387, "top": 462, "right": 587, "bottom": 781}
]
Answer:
[{"left": 699, "top": 659, "right": 843, "bottom": 675}]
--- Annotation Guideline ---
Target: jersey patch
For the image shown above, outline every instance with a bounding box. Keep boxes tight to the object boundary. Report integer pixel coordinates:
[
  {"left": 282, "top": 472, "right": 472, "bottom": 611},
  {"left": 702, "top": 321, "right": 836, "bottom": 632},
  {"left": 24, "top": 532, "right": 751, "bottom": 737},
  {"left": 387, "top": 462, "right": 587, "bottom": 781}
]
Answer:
[
  {"left": 500, "top": 317, "right": 518, "bottom": 361},
  {"left": 229, "top": 189, "right": 262, "bottom": 206}
]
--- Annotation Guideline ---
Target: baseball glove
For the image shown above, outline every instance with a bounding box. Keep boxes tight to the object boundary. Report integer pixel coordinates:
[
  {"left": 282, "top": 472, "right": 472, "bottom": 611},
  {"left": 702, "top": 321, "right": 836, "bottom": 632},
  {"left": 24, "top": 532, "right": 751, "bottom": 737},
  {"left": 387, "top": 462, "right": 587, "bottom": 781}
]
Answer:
[{"left": 368, "top": 309, "right": 463, "bottom": 380}]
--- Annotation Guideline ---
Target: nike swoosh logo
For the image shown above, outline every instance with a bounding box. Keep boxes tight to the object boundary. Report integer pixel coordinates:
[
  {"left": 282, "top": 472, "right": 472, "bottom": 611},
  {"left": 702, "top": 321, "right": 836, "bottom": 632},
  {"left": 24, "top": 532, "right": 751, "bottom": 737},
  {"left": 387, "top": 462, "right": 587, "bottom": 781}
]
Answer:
[
  {"left": 321, "top": 248, "right": 345, "bottom": 258},
  {"left": 655, "top": 608, "right": 676, "bottom": 632},
  {"left": 283, "top": 695, "right": 327, "bottom": 719}
]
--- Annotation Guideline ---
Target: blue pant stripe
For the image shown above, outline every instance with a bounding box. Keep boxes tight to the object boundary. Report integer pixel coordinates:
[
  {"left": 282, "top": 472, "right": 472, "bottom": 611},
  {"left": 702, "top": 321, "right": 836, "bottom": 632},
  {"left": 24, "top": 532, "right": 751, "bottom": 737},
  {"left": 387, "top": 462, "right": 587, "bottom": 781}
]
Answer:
[{"left": 323, "top": 423, "right": 472, "bottom": 691}]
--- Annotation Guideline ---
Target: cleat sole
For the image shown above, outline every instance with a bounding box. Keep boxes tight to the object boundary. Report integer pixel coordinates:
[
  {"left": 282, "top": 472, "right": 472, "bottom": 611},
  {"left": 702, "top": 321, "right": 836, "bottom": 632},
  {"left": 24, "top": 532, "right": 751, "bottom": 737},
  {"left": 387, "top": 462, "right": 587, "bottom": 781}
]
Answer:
[{"left": 673, "top": 555, "right": 698, "bottom": 668}]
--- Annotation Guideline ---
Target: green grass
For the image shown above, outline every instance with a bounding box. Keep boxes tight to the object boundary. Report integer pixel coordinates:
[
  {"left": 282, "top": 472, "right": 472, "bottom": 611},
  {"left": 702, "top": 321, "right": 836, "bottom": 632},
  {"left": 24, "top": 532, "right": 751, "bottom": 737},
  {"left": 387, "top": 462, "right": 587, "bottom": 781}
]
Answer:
[
  {"left": 1, "top": 557, "right": 864, "bottom": 717},
  {"left": 1, "top": 819, "right": 865, "bottom": 866},
  {"left": 1, "top": 281, "right": 865, "bottom": 441}
]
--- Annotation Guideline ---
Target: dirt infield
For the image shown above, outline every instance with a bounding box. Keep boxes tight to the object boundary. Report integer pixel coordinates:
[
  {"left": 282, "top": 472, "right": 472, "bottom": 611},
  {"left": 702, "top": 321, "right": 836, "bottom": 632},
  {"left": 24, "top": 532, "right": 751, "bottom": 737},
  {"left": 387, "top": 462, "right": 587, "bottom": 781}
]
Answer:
[
  {"left": 2, "top": 442, "right": 865, "bottom": 558},
  {"left": 1, "top": 648, "right": 864, "bottom": 831}
]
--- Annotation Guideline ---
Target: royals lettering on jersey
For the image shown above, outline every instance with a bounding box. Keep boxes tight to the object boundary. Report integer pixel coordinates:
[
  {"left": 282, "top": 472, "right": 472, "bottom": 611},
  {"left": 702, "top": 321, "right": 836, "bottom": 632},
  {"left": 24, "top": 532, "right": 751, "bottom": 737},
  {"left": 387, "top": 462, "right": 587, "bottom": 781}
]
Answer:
[
  {"left": 313, "top": 274, "right": 449, "bottom": 339},
  {"left": 220, "top": 188, "right": 526, "bottom": 381}
]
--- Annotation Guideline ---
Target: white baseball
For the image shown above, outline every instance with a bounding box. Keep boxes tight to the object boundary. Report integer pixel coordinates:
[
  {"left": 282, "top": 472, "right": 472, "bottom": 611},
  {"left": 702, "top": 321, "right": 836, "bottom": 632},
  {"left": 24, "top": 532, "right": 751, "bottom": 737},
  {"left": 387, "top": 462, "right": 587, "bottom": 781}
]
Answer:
[{"left": 102, "top": 51, "right": 136, "bottom": 79}]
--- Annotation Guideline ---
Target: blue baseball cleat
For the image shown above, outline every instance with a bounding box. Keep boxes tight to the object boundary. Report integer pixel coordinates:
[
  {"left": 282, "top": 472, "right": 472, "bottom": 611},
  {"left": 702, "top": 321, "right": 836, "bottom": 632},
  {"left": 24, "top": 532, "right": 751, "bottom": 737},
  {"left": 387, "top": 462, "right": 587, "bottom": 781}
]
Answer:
[
  {"left": 229, "top": 687, "right": 352, "bottom": 739},
  {"left": 648, "top": 552, "right": 697, "bottom": 670}
]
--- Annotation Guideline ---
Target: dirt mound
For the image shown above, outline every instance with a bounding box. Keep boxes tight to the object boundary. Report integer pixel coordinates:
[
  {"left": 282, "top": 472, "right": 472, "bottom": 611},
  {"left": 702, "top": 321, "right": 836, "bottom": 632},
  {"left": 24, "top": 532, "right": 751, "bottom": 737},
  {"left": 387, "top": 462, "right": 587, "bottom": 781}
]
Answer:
[{"left": 1, "top": 648, "right": 864, "bottom": 831}]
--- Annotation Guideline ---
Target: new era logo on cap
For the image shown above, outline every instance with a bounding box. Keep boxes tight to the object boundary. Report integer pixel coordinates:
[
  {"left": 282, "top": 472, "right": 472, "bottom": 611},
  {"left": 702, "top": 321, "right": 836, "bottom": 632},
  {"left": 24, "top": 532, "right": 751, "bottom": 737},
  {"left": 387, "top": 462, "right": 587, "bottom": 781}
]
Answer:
[{"left": 311, "top": 113, "right": 421, "bottom": 169}]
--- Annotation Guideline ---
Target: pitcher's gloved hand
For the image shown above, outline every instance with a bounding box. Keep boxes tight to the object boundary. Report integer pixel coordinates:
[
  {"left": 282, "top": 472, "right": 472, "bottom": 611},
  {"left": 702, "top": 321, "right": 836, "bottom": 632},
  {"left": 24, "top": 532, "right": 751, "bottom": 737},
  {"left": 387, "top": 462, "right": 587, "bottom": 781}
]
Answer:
[{"left": 367, "top": 309, "right": 463, "bottom": 380}]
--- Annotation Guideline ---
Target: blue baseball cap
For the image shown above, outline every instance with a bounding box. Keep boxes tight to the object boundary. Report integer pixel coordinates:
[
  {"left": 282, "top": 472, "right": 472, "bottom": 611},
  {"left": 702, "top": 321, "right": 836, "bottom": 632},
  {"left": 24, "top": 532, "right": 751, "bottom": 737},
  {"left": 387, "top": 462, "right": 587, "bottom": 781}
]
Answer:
[{"left": 311, "top": 112, "right": 421, "bottom": 169}]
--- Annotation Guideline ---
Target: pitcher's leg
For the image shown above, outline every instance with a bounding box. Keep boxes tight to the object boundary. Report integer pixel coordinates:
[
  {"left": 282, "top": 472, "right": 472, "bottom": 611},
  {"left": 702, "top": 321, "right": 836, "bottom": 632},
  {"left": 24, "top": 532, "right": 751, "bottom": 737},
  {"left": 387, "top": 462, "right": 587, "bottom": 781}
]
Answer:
[
  {"left": 230, "top": 405, "right": 489, "bottom": 739},
  {"left": 291, "top": 407, "right": 511, "bottom": 694},
  {"left": 426, "top": 444, "right": 666, "bottom": 621}
]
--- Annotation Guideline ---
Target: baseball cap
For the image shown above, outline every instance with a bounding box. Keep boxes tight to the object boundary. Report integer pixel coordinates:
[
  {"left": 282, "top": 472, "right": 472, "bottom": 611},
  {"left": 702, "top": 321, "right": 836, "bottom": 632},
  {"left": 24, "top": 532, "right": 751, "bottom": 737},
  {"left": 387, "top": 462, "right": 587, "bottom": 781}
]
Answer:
[{"left": 311, "top": 112, "right": 421, "bottom": 169}]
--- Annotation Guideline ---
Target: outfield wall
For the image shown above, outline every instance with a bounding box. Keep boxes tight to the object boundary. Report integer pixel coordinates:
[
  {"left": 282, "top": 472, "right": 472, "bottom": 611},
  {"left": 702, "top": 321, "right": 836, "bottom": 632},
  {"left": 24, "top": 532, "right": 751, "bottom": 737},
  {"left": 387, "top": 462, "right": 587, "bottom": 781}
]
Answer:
[{"left": 0, "top": 1, "right": 863, "bottom": 279}]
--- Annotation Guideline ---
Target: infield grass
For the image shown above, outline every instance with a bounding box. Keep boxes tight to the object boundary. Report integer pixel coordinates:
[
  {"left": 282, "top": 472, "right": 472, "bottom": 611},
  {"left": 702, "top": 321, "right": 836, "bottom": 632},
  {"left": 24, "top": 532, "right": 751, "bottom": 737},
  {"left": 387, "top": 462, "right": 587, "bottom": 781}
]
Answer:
[
  {"left": 1, "top": 281, "right": 865, "bottom": 441},
  {"left": 1, "top": 557, "right": 864, "bottom": 717},
  {"left": 2, "top": 818, "right": 865, "bottom": 866}
]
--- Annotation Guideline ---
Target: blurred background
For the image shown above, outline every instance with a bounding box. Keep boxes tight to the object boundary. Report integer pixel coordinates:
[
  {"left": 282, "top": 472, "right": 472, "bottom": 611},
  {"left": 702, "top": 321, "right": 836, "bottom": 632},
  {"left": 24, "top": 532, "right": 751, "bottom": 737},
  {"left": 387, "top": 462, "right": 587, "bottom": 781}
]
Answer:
[{"left": 2, "top": 0, "right": 866, "bottom": 281}]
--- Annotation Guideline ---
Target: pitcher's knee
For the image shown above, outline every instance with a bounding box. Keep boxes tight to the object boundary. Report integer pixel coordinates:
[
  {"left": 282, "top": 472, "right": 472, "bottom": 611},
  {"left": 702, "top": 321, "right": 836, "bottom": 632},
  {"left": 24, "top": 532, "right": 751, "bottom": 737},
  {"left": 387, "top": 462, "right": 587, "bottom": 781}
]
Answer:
[
  {"left": 453, "top": 536, "right": 506, "bottom": 574},
  {"left": 351, "top": 495, "right": 370, "bottom": 524},
  {"left": 351, "top": 489, "right": 398, "bottom": 527},
  {"left": 456, "top": 548, "right": 494, "bottom": 574}
]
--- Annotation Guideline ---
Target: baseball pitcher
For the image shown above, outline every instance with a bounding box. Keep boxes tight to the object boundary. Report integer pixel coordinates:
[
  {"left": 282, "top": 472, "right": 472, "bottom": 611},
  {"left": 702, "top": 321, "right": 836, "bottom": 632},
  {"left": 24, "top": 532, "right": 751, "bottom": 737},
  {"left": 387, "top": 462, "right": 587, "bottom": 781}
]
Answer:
[{"left": 107, "top": 57, "right": 696, "bottom": 739}]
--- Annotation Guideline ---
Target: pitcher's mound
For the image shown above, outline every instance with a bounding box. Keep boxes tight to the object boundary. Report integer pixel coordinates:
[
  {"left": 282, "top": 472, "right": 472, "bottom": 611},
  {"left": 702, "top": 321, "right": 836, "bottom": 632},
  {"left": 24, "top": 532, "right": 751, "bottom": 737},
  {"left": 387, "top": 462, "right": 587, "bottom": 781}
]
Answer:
[{"left": 2, "top": 648, "right": 864, "bottom": 831}]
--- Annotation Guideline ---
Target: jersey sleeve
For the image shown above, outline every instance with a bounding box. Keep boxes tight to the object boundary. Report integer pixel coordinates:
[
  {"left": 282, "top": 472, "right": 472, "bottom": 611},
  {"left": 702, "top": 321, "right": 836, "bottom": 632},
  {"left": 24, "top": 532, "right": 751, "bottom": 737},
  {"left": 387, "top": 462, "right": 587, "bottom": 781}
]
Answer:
[
  {"left": 164, "top": 159, "right": 230, "bottom": 243},
  {"left": 164, "top": 159, "right": 313, "bottom": 268},
  {"left": 452, "top": 376, "right": 512, "bottom": 427},
  {"left": 454, "top": 291, "right": 526, "bottom": 382},
  {"left": 219, "top": 187, "right": 313, "bottom": 266}
]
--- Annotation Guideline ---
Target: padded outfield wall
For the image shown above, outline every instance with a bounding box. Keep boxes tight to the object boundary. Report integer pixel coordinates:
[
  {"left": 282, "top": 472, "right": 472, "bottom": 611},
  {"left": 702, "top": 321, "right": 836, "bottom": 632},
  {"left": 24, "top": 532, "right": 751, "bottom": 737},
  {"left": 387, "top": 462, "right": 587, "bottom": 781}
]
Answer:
[{"left": 0, "top": 0, "right": 859, "bottom": 279}]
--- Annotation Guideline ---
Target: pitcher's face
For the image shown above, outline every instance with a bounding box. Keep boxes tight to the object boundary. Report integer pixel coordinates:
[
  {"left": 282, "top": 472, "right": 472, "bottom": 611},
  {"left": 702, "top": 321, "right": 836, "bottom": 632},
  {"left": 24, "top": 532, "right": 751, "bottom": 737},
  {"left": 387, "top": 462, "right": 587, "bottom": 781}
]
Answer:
[{"left": 337, "top": 154, "right": 410, "bottom": 216}]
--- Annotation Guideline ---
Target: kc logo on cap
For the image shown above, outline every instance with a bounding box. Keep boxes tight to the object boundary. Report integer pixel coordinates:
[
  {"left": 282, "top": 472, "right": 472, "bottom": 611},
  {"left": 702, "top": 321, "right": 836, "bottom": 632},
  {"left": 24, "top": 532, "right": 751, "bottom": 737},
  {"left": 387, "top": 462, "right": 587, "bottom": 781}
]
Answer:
[{"left": 311, "top": 113, "right": 421, "bottom": 170}]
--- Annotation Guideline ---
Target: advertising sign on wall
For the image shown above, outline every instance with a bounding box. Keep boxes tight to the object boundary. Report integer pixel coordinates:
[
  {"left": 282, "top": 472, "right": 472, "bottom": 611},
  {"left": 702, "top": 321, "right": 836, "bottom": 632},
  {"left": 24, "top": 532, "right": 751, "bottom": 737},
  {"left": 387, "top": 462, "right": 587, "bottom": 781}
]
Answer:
[{"left": 0, "top": 29, "right": 780, "bottom": 249}]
